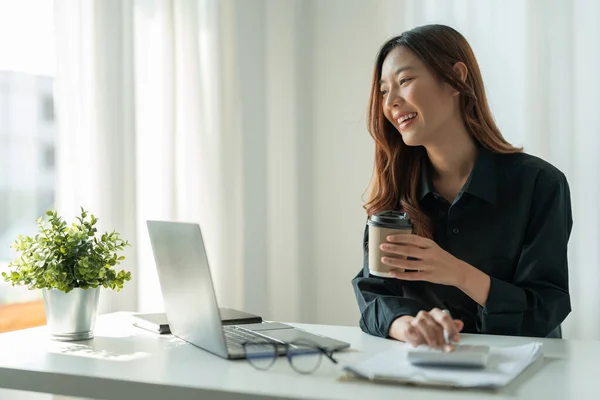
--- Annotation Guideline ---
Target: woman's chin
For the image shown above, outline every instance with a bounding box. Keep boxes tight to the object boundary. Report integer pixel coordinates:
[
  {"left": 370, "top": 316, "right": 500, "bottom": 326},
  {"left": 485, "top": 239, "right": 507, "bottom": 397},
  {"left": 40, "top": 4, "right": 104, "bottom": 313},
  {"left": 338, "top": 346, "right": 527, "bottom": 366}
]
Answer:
[{"left": 399, "top": 130, "right": 423, "bottom": 147}]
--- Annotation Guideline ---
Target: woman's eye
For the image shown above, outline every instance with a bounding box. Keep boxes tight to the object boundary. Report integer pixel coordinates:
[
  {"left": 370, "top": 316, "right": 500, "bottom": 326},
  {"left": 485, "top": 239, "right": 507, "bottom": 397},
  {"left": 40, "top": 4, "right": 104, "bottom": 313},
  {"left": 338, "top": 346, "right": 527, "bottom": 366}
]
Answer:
[
  {"left": 400, "top": 78, "right": 412, "bottom": 85},
  {"left": 380, "top": 89, "right": 388, "bottom": 97}
]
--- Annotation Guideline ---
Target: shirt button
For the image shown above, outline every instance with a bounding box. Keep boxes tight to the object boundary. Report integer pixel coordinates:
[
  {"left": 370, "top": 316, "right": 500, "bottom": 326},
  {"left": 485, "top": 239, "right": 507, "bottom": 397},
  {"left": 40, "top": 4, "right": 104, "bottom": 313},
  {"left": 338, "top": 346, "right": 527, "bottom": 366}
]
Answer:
[{"left": 452, "top": 228, "right": 460, "bottom": 234}]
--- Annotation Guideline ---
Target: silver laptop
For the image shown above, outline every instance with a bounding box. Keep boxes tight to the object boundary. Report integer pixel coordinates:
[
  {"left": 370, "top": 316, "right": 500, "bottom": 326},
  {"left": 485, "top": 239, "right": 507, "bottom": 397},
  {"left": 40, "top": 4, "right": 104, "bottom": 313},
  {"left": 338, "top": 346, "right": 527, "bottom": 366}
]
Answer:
[{"left": 146, "top": 220, "right": 350, "bottom": 359}]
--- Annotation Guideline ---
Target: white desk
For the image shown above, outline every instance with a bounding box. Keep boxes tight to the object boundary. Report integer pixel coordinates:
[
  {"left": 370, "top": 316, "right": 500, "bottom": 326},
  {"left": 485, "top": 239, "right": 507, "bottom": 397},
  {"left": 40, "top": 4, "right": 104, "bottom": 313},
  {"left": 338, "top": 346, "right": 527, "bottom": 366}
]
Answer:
[{"left": 0, "top": 312, "right": 596, "bottom": 399}]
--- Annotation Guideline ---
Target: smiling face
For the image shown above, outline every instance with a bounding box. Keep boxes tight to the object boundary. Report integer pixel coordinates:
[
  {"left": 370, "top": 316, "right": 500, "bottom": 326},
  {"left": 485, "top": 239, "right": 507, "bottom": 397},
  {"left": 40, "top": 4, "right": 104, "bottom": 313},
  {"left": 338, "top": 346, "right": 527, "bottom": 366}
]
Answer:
[{"left": 379, "top": 46, "right": 459, "bottom": 147}]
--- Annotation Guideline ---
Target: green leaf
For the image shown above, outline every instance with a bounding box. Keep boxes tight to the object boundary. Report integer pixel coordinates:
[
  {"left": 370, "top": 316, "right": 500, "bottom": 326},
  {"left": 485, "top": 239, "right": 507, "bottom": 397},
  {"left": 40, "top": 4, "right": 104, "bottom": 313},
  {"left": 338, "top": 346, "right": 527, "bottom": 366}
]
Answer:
[{"left": 4, "top": 207, "right": 132, "bottom": 293}]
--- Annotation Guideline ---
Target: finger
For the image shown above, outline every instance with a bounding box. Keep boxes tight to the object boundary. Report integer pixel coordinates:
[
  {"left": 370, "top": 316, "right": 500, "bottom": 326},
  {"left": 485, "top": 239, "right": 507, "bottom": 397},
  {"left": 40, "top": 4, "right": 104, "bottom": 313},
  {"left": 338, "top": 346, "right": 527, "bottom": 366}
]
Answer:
[
  {"left": 452, "top": 320, "right": 464, "bottom": 341},
  {"left": 389, "top": 270, "right": 431, "bottom": 281},
  {"left": 379, "top": 243, "right": 424, "bottom": 259},
  {"left": 386, "top": 234, "right": 433, "bottom": 248},
  {"left": 381, "top": 256, "right": 427, "bottom": 271},
  {"left": 412, "top": 312, "right": 443, "bottom": 348},
  {"left": 424, "top": 318, "right": 445, "bottom": 348},
  {"left": 429, "top": 308, "right": 460, "bottom": 342},
  {"left": 454, "top": 319, "right": 464, "bottom": 332},
  {"left": 404, "top": 324, "right": 426, "bottom": 347},
  {"left": 442, "top": 343, "right": 456, "bottom": 353}
]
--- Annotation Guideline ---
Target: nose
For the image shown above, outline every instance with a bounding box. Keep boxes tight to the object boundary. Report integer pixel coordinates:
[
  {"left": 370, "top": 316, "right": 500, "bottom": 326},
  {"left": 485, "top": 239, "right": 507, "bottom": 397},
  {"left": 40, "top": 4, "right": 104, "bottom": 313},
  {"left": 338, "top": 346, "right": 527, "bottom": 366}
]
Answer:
[{"left": 384, "top": 85, "right": 403, "bottom": 111}]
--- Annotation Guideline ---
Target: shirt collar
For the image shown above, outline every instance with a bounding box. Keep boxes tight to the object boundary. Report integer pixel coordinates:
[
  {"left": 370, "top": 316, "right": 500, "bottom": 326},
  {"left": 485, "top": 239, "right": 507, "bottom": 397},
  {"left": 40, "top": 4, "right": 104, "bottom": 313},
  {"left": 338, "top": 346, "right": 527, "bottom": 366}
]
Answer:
[{"left": 418, "top": 146, "right": 497, "bottom": 205}]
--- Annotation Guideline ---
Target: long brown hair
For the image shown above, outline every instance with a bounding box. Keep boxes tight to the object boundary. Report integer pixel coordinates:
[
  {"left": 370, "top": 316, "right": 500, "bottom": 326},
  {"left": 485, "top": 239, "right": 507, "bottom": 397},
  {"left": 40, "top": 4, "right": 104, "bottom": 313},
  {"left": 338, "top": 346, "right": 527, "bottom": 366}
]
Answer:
[{"left": 365, "top": 24, "right": 521, "bottom": 238}]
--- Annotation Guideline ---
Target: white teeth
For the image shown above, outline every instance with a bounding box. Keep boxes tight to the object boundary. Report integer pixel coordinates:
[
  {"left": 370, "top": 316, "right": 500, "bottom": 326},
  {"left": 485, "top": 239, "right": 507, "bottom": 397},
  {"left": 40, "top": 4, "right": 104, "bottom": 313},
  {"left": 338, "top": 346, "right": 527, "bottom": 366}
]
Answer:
[{"left": 397, "top": 113, "right": 417, "bottom": 123}]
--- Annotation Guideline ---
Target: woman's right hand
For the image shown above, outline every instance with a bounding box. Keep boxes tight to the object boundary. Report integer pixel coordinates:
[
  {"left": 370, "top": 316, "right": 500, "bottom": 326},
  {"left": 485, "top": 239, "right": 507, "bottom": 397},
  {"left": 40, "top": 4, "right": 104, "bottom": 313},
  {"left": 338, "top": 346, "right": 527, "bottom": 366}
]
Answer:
[{"left": 388, "top": 308, "right": 464, "bottom": 349}]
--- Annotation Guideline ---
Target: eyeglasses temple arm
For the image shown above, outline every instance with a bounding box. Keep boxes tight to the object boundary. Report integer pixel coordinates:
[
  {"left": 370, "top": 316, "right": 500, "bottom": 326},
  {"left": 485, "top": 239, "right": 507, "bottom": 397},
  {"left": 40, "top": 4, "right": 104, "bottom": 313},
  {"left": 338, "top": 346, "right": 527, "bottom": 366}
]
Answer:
[{"left": 317, "top": 347, "right": 338, "bottom": 364}]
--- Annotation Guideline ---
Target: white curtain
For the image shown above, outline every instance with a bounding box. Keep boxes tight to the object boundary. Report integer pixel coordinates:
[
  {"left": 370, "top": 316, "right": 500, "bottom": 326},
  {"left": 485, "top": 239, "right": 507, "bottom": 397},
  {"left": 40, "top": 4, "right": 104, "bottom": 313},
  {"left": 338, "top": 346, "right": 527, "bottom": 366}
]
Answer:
[
  {"left": 53, "top": 0, "right": 311, "bottom": 322},
  {"left": 131, "top": 0, "right": 242, "bottom": 314},
  {"left": 383, "top": 0, "right": 600, "bottom": 339},
  {"left": 54, "top": 0, "right": 138, "bottom": 313},
  {"left": 53, "top": 0, "right": 245, "bottom": 314}
]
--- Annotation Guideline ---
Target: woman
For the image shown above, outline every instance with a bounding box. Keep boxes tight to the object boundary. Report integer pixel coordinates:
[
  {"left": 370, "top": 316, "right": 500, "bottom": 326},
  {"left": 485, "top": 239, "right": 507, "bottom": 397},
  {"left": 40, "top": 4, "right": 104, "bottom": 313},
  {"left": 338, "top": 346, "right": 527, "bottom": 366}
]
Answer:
[{"left": 352, "top": 24, "right": 572, "bottom": 348}]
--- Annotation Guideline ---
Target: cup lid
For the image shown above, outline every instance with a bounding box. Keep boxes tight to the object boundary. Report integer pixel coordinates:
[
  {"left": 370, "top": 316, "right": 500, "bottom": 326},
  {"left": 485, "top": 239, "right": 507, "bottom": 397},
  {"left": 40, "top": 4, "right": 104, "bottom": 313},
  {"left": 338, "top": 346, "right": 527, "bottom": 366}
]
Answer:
[{"left": 367, "top": 211, "right": 412, "bottom": 229}]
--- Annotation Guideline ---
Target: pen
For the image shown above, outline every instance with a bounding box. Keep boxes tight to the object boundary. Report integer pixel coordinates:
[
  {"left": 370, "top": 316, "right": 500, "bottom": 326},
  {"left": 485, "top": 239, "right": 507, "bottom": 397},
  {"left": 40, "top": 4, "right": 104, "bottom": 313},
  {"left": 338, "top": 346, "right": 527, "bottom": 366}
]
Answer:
[{"left": 442, "top": 309, "right": 455, "bottom": 349}]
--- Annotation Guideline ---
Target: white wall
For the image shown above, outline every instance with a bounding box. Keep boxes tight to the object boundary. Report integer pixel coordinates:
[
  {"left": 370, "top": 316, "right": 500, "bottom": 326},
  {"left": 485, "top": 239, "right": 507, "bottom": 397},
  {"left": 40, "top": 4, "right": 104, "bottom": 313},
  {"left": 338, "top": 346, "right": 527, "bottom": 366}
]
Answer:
[
  {"left": 311, "top": 0, "right": 387, "bottom": 325},
  {"left": 228, "top": 0, "right": 386, "bottom": 326}
]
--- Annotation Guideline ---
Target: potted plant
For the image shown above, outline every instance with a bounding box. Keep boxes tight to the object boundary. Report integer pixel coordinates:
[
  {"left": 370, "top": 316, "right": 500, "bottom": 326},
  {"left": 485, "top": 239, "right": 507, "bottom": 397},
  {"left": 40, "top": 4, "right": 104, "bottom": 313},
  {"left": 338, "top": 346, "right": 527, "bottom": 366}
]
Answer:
[{"left": 2, "top": 208, "right": 132, "bottom": 341}]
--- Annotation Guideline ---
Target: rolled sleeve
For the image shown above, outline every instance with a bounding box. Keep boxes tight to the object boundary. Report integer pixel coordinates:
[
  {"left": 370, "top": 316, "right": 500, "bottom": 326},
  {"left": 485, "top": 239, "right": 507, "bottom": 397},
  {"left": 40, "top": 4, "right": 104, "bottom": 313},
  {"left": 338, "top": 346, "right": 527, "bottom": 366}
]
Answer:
[{"left": 478, "top": 175, "right": 572, "bottom": 337}]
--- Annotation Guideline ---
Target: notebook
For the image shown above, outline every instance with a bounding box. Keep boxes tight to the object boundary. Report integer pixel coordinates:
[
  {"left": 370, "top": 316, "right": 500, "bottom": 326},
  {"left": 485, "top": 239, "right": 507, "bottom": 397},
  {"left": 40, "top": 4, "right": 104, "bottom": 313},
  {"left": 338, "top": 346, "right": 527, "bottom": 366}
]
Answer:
[
  {"left": 132, "top": 308, "right": 263, "bottom": 335},
  {"left": 341, "top": 342, "right": 543, "bottom": 389}
]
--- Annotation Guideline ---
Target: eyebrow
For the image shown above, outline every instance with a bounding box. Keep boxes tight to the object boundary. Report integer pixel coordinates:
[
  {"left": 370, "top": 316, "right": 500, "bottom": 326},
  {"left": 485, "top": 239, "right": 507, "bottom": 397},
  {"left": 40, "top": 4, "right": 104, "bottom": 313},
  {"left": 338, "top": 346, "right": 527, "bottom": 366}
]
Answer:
[{"left": 379, "top": 66, "right": 416, "bottom": 86}]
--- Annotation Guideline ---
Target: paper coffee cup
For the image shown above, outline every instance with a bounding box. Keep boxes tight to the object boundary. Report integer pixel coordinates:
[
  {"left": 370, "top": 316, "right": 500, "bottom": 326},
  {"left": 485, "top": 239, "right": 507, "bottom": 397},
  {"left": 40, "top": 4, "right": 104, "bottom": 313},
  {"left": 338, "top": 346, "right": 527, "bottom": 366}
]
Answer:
[{"left": 368, "top": 211, "right": 414, "bottom": 278}]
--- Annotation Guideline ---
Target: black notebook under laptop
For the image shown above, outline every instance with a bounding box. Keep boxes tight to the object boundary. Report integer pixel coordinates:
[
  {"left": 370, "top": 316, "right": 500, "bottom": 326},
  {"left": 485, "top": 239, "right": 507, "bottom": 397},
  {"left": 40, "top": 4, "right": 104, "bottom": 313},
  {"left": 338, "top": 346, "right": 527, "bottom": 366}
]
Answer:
[{"left": 132, "top": 308, "right": 263, "bottom": 334}]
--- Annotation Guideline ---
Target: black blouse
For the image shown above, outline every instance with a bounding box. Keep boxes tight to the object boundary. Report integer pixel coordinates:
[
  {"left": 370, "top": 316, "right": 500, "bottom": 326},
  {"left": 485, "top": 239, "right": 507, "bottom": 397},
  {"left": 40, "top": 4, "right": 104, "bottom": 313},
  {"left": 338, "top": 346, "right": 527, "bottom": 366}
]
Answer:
[{"left": 352, "top": 147, "right": 573, "bottom": 338}]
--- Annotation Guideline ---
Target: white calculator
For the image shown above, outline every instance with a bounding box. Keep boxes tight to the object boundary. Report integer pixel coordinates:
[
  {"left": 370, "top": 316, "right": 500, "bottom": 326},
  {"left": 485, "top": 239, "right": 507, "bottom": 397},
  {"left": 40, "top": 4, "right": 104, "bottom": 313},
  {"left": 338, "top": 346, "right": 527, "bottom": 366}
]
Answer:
[{"left": 407, "top": 344, "right": 490, "bottom": 368}]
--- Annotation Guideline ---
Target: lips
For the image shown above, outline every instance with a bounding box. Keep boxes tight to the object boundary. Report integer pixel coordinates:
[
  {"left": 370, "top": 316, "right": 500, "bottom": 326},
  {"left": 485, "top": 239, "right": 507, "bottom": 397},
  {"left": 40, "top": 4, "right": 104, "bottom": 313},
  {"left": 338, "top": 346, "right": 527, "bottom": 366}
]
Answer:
[{"left": 394, "top": 112, "right": 418, "bottom": 125}]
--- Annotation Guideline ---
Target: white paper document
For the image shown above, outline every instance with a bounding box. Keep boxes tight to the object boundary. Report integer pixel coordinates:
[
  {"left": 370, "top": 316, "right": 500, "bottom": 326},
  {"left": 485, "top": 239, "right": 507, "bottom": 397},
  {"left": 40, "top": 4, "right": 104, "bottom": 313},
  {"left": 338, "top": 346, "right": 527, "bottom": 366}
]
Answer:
[{"left": 342, "top": 342, "right": 543, "bottom": 389}]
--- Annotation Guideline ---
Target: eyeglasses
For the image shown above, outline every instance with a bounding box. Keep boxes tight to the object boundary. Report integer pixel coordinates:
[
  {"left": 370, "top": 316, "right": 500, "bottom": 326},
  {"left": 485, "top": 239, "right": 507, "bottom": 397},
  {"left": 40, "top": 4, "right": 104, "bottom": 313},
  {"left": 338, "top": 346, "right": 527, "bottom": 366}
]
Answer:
[{"left": 242, "top": 339, "right": 338, "bottom": 374}]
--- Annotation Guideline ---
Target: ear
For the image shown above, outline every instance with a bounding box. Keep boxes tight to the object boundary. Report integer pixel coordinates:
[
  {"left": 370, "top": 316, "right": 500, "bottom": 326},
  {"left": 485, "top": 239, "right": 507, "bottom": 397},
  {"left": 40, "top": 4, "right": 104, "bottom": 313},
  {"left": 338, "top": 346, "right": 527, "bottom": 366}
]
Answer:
[
  {"left": 453, "top": 61, "right": 468, "bottom": 82},
  {"left": 450, "top": 62, "right": 468, "bottom": 96}
]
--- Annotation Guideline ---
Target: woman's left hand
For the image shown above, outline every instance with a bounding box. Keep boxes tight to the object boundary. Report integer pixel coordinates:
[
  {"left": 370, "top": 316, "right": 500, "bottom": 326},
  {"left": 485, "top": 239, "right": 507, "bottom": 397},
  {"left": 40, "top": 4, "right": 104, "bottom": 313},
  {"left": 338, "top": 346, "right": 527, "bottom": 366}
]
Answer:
[{"left": 380, "top": 234, "right": 467, "bottom": 286}]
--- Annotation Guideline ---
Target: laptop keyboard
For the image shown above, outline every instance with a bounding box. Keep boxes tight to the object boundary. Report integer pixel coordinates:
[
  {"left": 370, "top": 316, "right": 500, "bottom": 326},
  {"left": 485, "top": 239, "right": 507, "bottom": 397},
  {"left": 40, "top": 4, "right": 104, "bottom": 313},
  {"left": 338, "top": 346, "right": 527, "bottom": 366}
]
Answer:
[{"left": 222, "top": 326, "right": 272, "bottom": 350}]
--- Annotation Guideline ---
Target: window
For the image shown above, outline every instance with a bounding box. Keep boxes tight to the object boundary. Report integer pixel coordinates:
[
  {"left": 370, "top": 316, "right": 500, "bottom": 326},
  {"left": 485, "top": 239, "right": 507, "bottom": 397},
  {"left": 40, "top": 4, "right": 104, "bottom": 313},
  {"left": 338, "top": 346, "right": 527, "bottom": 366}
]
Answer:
[
  {"left": 41, "top": 94, "right": 55, "bottom": 123},
  {"left": 0, "top": 0, "right": 56, "bottom": 307},
  {"left": 41, "top": 144, "right": 55, "bottom": 170}
]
